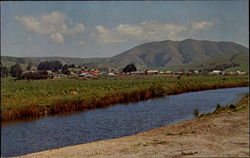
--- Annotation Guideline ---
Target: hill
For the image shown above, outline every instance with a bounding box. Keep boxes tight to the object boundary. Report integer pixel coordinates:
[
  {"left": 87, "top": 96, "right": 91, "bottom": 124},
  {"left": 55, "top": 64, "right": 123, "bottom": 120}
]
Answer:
[
  {"left": 164, "top": 53, "right": 249, "bottom": 72},
  {"left": 1, "top": 39, "right": 249, "bottom": 71},
  {"left": 107, "top": 39, "right": 248, "bottom": 69},
  {"left": 1, "top": 56, "right": 107, "bottom": 69}
]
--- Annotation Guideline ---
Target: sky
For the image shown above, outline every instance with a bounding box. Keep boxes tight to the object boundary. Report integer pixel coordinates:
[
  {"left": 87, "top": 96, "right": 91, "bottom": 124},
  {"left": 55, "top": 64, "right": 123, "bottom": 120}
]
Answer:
[{"left": 1, "top": 1, "right": 249, "bottom": 58}]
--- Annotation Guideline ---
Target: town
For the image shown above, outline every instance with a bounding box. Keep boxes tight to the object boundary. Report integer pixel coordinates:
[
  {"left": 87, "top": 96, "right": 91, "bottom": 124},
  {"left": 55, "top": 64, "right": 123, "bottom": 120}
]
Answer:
[{"left": 1, "top": 61, "right": 247, "bottom": 80}]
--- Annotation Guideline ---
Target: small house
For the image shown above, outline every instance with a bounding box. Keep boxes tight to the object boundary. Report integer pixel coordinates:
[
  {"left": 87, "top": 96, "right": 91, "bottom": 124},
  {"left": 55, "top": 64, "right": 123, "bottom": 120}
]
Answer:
[
  {"left": 212, "top": 70, "right": 224, "bottom": 75},
  {"left": 108, "top": 72, "right": 117, "bottom": 76},
  {"left": 130, "top": 71, "right": 145, "bottom": 75},
  {"left": 237, "top": 71, "right": 247, "bottom": 75},
  {"left": 146, "top": 70, "right": 159, "bottom": 75}
]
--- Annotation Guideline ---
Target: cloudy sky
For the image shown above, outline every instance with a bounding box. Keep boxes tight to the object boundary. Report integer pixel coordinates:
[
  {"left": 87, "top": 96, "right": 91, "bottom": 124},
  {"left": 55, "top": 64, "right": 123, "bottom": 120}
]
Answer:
[{"left": 1, "top": 1, "right": 249, "bottom": 58}]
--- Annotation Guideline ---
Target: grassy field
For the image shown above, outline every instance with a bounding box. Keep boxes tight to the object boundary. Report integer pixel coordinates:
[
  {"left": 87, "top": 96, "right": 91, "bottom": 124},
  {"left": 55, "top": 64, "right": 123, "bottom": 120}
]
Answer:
[{"left": 1, "top": 75, "right": 248, "bottom": 122}]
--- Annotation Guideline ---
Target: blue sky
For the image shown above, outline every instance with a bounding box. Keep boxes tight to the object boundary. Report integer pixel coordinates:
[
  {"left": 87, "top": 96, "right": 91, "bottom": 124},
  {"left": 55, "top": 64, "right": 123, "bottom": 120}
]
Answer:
[{"left": 1, "top": 1, "right": 249, "bottom": 58}]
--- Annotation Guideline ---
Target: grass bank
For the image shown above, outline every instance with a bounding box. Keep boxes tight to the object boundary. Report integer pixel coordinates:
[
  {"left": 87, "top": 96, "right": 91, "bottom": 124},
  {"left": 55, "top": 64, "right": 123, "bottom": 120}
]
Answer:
[{"left": 1, "top": 75, "right": 248, "bottom": 122}]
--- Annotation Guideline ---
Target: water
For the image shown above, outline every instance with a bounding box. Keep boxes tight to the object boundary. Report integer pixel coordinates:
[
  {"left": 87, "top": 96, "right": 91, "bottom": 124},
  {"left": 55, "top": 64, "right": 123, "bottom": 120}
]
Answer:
[{"left": 1, "top": 87, "right": 248, "bottom": 157}]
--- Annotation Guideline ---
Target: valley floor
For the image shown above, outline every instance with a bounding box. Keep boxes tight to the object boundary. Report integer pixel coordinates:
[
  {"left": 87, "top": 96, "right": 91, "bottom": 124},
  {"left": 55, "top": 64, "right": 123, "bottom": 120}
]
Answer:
[{"left": 15, "top": 95, "right": 249, "bottom": 158}]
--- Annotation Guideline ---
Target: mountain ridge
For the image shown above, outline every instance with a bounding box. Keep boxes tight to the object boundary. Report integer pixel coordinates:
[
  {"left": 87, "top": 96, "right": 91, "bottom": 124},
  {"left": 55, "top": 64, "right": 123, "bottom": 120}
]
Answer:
[
  {"left": 107, "top": 39, "right": 248, "bottom": 68},
  {"left": 1, "top": 39, "right": 249, "bottom": 71}
]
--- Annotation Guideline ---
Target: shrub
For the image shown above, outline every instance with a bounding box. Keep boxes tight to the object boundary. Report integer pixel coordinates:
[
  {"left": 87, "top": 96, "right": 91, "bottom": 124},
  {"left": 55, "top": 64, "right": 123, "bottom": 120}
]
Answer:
[{"left": 193, "top": 106, "right": 199, "bottom": 118}]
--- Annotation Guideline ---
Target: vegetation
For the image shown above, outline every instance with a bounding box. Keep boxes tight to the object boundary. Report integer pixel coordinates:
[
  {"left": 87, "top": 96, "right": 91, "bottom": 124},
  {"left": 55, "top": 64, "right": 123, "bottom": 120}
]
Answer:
[
  {"left": 123, "top": 64, "right": 137, "bottom": 73},
  {"left": 37, "top": 61, "right": 63, "bottom": 72},
  {"left": 199, "top": 94, "right": 249, "bottom": 118},
  {"left": 26, "top": 62, "right": 33, "bottom": 70},
  {"left": 1, "top": 75, "right": 248, "bottom": 122},
  {"left": 1, "top": 64, "right": 9, "bottom": 78},
  {"left": 165, "top": 53, "right": 249, "bottom": 72},
  {"left": 193, "top": 106, "right": 199, "bottom": 118},
  {"left": 9, "top": 64, "right": 23, "bottom": 79}
]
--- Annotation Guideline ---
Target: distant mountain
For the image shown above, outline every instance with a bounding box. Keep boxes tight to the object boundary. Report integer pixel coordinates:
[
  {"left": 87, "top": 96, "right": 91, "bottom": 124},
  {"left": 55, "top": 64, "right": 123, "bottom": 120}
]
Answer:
[
  {"left": 1, "top": 56, "right": 107, "bottom": 69},
  {"left": 1, "top": 39, "right": 249, "bottom": 71},
  {"left": 107, "top": 39, "right": 248, "bottom": 68}
]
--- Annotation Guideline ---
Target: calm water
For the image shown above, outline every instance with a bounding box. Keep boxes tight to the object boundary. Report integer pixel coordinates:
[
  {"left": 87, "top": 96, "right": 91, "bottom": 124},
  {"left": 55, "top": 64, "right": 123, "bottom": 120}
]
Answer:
[{"left": 1, "top": 87, "right": 249, "bottom": 157}]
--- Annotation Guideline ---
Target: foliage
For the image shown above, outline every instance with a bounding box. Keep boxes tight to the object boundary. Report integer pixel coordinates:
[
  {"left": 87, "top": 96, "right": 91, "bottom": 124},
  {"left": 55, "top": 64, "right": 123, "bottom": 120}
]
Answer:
[
  {"left": 69, "top": 64, "right": 75, "bottom": 68},
  {"left": 22, "top": 70, "right": 52, "bottom": 80},
  {"left": 37, "top": 61, "right": 62, "bottom": 72},
  {"left": 1, "top": 64, "right": 9, "bottom": 78},
  {"left": 26, "top": 62, "right": 32, "bottom": 70},
  {"left": 9, "top": 64, "right": 23, "bottom": 79},
  {"left": 61, "top": 64, "right": 70, "bottom": 75},
  {"left": 123, "top": 64, "right": 137, "bottom": 73},
  {"left": 193, "top": 106, "right": 199, "bottom": 118},
  {"left": 1, "top": 75, "right": 248, "bottom": 121}
]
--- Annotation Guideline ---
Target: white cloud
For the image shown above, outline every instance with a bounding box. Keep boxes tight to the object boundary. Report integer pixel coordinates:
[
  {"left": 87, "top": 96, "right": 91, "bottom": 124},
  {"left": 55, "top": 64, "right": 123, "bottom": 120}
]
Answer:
[
  {"left": 15, "top": 11, "right": 86, "bottom": 43},
  {"left": 95, "top": 25, "right": 128, "bottom": 43},
  {"left": 16, "top": 12, "right": 218, "bottom": 45},
  {"left": 77, "top": 40, "right": 85, "bottom": 45},
  {"left": 50, "top": 33, "right": 64, "bottom": 44},
  {"left": 94, "top": 21, "right": 188, "bottom": 44},
  {"left": 27, "top": 37, "right": 32, "bottom": 41},
  {"left": 94, "top": 20, "right": 218, "bottom": 44},
  {"left": 190, "top": 20, "right": 216, "bottom": 31}
]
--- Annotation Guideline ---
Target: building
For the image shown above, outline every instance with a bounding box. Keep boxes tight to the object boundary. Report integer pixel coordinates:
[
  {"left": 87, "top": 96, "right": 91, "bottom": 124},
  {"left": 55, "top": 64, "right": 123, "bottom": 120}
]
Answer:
[
  {"left": 165, "top": 71, "right": 173, "bottom": 74},
  {"left": 130, "top": 71, "right": 145, "bottom": 75},
  {"left": 237, "top": 71, "right": 247, "bottom": 75},
  {"left": 146, "top": 70, "right": 159, "bottom": 75},
  {"left": 211, "top": 70, "right": 225, "bottom": 75},
  {"left": 78, "top": 71, "right": 99, "bottom": 77},
  {"left": 107, "top": 72, "right": 117, "bottom": 76}
]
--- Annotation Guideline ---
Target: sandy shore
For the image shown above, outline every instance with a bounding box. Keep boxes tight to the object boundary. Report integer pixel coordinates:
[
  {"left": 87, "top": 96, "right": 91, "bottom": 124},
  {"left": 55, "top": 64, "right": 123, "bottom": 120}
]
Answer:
[{"left": 16, "top": 97, "right": 249, "bottom": 158}]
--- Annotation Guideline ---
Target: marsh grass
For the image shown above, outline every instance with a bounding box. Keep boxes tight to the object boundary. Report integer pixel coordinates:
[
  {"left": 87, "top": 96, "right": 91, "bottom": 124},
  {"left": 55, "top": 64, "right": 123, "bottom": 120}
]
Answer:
[
  {"left": 193, "top": 106, "right": 200, "bottom": 118},
  {"left": 199, "top": 94, "right": 249, "bottom": 118},
  {"left": 1, "top": 75, "right": 248, "bottom": 121}
]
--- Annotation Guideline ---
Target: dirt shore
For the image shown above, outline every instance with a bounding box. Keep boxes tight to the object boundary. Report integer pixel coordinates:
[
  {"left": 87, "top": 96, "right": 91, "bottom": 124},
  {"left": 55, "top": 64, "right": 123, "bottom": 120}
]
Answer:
[{"left": 16, "top": 96, "right": 249, "bottom": 158}]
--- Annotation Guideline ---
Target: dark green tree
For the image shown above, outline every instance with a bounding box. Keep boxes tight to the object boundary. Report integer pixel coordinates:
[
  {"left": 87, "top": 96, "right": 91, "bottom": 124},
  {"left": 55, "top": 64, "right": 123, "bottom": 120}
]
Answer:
[
  {"left": 123, "top": 64, "right": 137, "bottom": 73},
  {"left": 10, "top": 64, "right": 23, "bottom": 79},
  {"left": 26, "top": 62, "right": 32, "bottom": 70},
  {"left": 1, "top": 65, "right": 9, "bottom": 78},
  {"left": 69, "top": 64, "right": 75, "bottom": 68},
  {"left": 62, "top": 64, "right": 70, "bottom": 75},
  {"left": 37, "top": 61, "right": 62, "bottom": 72}
]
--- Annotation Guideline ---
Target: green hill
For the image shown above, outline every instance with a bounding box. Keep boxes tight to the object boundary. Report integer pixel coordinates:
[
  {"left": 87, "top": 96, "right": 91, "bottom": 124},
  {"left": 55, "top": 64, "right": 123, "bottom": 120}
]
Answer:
[
  {"left": 163, "top": 53, "right": 249, "bottom": 72},
  {"left": 107, "top": 39, "right": 248, "bottom": 69},
  {"left": 1, "top": 39, "right": 249, "bottom": 72}
]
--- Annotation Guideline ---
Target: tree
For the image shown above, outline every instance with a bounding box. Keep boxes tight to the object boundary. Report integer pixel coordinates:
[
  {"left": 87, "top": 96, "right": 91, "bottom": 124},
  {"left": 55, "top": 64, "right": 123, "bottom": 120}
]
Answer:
[
  {"left": 37, "top": 61, "right": 50, "bottom": 70},
  {"left": 10, "top": 64, "right": 23, "bottom": 79},
  {"left": 37, "top": 61, "right": 62, "bottom": 72},
  {"left": 1, "top": 65, "right": 9, "bottom": 78},
  {"left": 123, "top": 64, "right": 137, "bottom": 73},
  {"left": 62, "top": 64, "right": 70, "bottom": 75},
  {"left": 69, "top": 64, "right": 75, "bottom": 68},
  {"left": 52, "top": 61, "right": 62, "bottom": 72},
  {"left": 26, "top": 62, "right": 32, "bottom": 70}
]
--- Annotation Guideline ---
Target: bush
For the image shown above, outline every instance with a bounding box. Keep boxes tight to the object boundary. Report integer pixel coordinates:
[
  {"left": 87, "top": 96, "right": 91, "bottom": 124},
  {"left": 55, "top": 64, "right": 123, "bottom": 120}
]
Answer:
[
  {"left": 193, "top": 106, "right": 199, "bottom": 118},
  {"left": 229, "top": 104, "right": 236, "bottom": 109}
]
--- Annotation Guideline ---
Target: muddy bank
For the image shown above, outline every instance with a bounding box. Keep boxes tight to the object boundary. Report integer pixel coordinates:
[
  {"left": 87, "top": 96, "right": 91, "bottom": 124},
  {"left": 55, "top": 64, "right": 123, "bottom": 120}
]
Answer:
[
  {"left": 15, "top": 95, "right": 249, "bottom": 158},
  {"left": 2, "top": 82, "right": 248, "bottom": 122}
]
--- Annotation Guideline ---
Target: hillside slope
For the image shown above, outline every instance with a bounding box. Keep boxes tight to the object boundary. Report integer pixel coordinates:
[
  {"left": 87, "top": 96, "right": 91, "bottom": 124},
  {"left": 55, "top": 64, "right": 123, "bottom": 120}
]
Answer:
[
  {"left": 1, "top": 56, "right": 107, "bottom": 69},
  {"left": 107, "top": 39, "right": 248, "bottom": 68},
  {"left": 1, "top": 39, "right": 249, "bottom": 71}
]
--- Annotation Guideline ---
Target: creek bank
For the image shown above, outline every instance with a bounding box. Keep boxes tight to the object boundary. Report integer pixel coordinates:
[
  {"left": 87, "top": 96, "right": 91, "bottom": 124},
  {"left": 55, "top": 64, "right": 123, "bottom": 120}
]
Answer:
[{"left": 2, "top": 82, "right": 248, "bottom": 122}]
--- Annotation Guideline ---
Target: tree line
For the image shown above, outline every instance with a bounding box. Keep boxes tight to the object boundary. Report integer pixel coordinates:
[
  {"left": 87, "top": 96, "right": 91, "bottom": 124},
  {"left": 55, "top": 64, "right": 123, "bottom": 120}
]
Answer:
[
  {"left": 1, "top": 61, "right": 138, "bottom": 79},
  {"left": 1, "top": 61, "right": 76, "bottom": 79}
]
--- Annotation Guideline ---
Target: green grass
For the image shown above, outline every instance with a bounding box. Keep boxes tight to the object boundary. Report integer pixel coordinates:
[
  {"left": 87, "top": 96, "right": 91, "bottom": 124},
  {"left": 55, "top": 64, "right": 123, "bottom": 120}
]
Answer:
[
  {"left": 1, "top": 75, "right": 248, "bottom": 121},
  {"left": 225, "top": 53, "right": 249, "bottom": 72},
  {"left": 199, "top": 94, "right": 249, "bottom": 118},
  {"left": 164, "top": 53, "right": 249, "bottom": 72}
]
